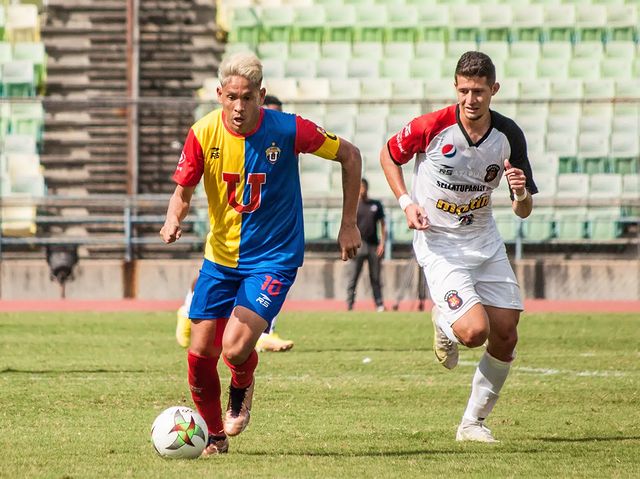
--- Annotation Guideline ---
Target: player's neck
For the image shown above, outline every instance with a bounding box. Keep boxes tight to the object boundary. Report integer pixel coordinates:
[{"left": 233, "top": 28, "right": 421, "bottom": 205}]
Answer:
[{"left": 459, "top": 114, "right": 491, "bottom": 144}]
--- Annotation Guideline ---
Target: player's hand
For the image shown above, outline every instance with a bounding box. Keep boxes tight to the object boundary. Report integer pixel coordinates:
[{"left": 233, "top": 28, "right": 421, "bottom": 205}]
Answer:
[
  {"left": 504, "top": 159, "right": 527, "bottom": 197},
  {"left": 376, "top": 243, "right": 385, "bottom": 258},
  {"left": 160, "top": 221, "right": 182, "bottom": 244},
  {"left": 405, "top": 204, "right": 429, "bottom": 231},
  {"left": 338, "top": 223, "right": 361, "bottom": 261}
]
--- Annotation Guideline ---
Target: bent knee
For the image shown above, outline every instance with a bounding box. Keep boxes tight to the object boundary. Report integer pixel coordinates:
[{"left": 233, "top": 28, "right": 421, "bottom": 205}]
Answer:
[{"left": 456, "top": 325, "right": 489, "bottom": 348}]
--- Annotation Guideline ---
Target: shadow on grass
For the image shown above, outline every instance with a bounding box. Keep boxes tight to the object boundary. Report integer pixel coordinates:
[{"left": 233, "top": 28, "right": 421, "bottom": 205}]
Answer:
[
  {"left": 535, "top": 436, "right": 640, "bottom": 443},
  {"left": 238, "top": 447, "right": 547, "bottom": 457}
]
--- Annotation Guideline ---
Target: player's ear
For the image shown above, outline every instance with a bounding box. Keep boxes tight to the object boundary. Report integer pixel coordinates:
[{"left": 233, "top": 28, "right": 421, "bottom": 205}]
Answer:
[
  {"left": 492, "top": 81, "right": 500, "bottom": 96},
  {"left": 259, "top": 87, "right": 266, "bottom": 104}
]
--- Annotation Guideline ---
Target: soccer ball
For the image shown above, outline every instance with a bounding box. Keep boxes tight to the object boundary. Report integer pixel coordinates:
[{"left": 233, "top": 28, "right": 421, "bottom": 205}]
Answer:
[{"left": 151, "top": 406, "right": 208, "bottom": 459}]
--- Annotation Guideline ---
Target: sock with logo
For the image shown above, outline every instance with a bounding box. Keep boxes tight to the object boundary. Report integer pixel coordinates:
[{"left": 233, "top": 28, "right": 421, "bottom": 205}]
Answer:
[{"left": 188, "top": 350, "right": 224, "bottom": 436}]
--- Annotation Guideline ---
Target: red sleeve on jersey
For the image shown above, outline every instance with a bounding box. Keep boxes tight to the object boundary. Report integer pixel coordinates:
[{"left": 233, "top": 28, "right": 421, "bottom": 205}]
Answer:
[
  {"left": 294, "top": 115, "right": 332, "bottom": 155},
  {"left": 387, "top": 105, "right": 457, "bottom": 165},
  {"left": 172, "top": 128, "right": 204, "bottom": 187}
]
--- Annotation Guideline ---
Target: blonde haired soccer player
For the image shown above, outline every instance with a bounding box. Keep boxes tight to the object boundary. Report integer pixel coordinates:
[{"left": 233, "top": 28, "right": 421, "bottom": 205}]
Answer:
[
  {"left": 381, "top": 51, "right": 537, "bottom": 442},
  {"left": 161, "top": 52, "right": 361, "bottom": 455}
]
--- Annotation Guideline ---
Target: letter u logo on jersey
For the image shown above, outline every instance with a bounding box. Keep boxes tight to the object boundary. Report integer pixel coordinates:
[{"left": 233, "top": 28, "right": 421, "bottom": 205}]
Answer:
[{"left": 222, "top": 172, "right": 266, "bottom": 213}]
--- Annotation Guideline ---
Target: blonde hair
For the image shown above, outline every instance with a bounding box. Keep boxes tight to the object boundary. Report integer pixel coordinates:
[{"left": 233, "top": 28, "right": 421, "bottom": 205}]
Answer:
[{"left": 218, "top": 52, "right": 263, "bottom": 88}]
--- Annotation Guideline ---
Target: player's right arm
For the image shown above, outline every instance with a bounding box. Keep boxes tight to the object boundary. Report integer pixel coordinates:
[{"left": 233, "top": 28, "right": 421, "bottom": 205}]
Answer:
[{"left": 160, "top": 184, "right": 196, "bottom": 244}]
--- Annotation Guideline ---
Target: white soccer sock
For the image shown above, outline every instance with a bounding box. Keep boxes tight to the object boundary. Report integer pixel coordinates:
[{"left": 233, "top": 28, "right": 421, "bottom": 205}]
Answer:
[
  {"left": 434, "top": 307, "right": 460, "bottom": 344},
  {"left": 463, "top": 350, "right": 512, "bottom": 422}
]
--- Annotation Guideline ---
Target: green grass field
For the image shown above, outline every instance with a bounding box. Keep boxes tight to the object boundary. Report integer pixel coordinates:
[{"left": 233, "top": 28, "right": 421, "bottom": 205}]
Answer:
[{"left": 1, "top": 310, "right": 639, "bottom": 478}]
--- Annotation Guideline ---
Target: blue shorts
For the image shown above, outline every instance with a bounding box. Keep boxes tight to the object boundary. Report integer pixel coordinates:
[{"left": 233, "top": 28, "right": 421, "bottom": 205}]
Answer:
[{"left": 189, "top": 259, "right": 297, "bottom": 327}]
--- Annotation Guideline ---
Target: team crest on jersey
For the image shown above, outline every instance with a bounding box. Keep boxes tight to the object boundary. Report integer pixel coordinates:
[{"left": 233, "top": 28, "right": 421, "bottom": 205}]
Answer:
[
  {"left": 445, "top": 290, "right": 463, "bottom": 310},
  {"left": 265, "top": 142, "right": 281, "bottom": 165},
  {"left": 459, "top": 213, "right": 474, "bottom": 226},
  {"left": 484, "top": 164, "right": 500, "bottom": 182},
  {"left": 442, "top": 144, "right": 457, "bottom": 158}
]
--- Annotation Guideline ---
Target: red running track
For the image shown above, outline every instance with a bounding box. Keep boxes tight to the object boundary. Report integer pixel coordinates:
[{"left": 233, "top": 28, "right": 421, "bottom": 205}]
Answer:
[{"left": 0, "top": 299, "right": 638, "bottom": 313}]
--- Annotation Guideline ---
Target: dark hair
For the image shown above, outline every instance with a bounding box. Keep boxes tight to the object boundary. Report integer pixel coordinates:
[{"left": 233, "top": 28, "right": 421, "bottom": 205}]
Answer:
[
  {"left": 361, "top": 178, "right": 368, "bottom": 189},
  {"left": 455, "top": 51, "right": 496, "bottom": 85},
  {"left": 264, "top": 95, "right": 282, "bottom": 107}
]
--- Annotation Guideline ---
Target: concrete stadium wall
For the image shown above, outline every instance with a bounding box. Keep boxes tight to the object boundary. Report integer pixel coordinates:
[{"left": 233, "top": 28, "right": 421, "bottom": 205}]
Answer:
[{"left": 1, "top": 258, "right": 639, "bottom": 301}]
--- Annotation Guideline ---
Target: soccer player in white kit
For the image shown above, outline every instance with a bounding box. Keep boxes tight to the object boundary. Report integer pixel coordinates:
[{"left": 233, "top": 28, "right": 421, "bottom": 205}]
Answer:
[{"left": 380, "top": 51, "right": 538, "bottom": 442}]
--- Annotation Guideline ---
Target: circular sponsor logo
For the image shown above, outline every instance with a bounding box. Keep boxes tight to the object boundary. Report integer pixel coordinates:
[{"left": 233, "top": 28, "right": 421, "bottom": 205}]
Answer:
[{"left": 442, "top": 144, "right": 457, "bottom": 158}]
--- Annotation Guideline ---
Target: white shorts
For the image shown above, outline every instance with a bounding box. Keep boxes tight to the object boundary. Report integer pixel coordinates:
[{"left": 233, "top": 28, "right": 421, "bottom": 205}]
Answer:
[{"left": 422, "top": 243, "right": 523, "bottom": 326}]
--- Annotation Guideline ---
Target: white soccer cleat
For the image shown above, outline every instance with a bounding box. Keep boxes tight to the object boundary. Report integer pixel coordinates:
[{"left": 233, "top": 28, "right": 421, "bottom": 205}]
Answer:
[
  {"left": 456, "top": 419, "right": 499, "bottom": 443},
  {"left": 431, "top": 307, "right": 458, "bottom": 370}
]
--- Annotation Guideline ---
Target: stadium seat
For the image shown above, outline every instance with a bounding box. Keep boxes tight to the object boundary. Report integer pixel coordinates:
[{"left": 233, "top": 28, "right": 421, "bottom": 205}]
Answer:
[
  {"left": 1, "top": 60, "right": 35, "bottom": 97},
  {"left": 414, "top": 41, "right": 446, "bottom": 60},
  {"left": 323, "top": 111, "right": 355, "bottom": 141},
  {"left": 575, "top": 4, "right": 608, "bottom": 42},
  {"left": 549, "top": 78, "right": 584, "bottom": 100},
  {"left": 323, "top": 5, "right": 356, "bottom": 42},
  {"left": 385, "top": 6, "right": 418, "bottom": 42},
  {"left": 606, "top": 5, "right": 638, "bottom": 42},
  {"left": 510, "top": 4, "right": 544, "bottom": 42},
  {"left": 621, "top": 174, "right": 640, "bottom": 201},
  {"left": 577, "top": 133, "right": 610, "bottom": 174},
  {"left": 3, "top": 133, "right": 37, "bottom": 154},
  {"left": 347, "top": 58, "right": 379, "bottom": 78},
  {"left": 389, "top": 208, "right": 414, "bottom": 242},
  {"left": 509, "top": 42, "right": 540, "bottom": 61},
  {"left": 1, "top": 204, "right": 37, "bottom": 236},
  {"left": 604, "top": 41, "right": 637, "bottom": 60},
  {"left": 518, "top": 78, "right": 550, "bottom": 100},
  {"left": 600, "top": 58, "right": 633, "bottom": 80},
  {"left": 12, "top": 42, "right": 46, "bottom": 89},
  {"left": 556, "top": 173, "right": 590, "bottom": 201},
  {"left": 0, "top": 42, "right": 12, "bottom": 64},
  {"left": 409, "top": 59, "right": 442, "bottom": 80},
  {"left": 448, "top": 5, "right": 481, "bottom": 42},
  {"left": 493, "top": 207, "right": 521, "bottom": 242},
  {"left": 353, "top": 5, "right": 387, "bottom": 42},
  {"left": 415, "top": 4, "right": 449, "bottom": 42},
  {"left": 5, "top": 4, "right": 40, "bottom": 43},
  {"left": 589, "top": 173, "right": 622, "bottom": 201},
  {"left": 573, "top": 41, "right": 604, "bottom": 61},
  {"left": 479, "top": 4, "right": 512, "bottom": 42},
  {"left": 547, "top": 134, "right": 578, "bottom": 173},
  {"left": 288, "top": 42, "right": 321, "bottom": 61},
  {"left": 522, "top": 206, "right": 554, "bottom": 242},
  {"left": 537, "top": 58, "right": 569, "bottom": 80},
  {"left": 284, "top": 59, "right": 317, "bottom": 78},
  {"left": 263, "top": 78, "right": 297, "bottom": 101},
  {"left": 316, "top": 58, "right": 348, "bottom": 79},
  {"left": 390, "top": 78, "right": 424, "bottom": 100},
  {"left": 261, "top": 58, "right": 286, "bottom": 80},
  {"left": 504, "top": 58, "right": 537, "bottom": 80},
  {"left": 294, "top": 104, "right": 325, "bottom": 124},
  {"left": 540, "top": 42, "right": 572, "bottom": 61},
  {"left": 297, "top": 78, "right": 330, "bottom": 101},
  {"left": 530, "top": 152, "right": 560, "bottom": 177},
  {"left": 257, "top": 42, "right": 289, "bottom": 60},
  {"left": 360, "top": 77, "right": 392, "bottom": 100},
  {"left": 529, "top": 172, "right": 556, "bottom": 200},
  {"left": 588, "top": 207, "right": 623, "bottom": 241},
  {"left": 320, "top": 42, "right": 352, "bottom": 60},
  {"left": 351, "top": 42, "right": 383, "bottom": 60},
  {"left": 293, "top": 6, "right": 326, "bottom": 42},
  {"left": 569, "top": 58, "right": 602, "bottom": 80},
  {"left": 303, "top": 207, "right": 329, "bottom": 240},
  {"left": 328, "top": 78, "right": 361, "bottom": 101},
  {"left": 380, "top": 58, "right": 410, "bottom": 79},
  {"left": 554, "top": 207, "right": 588, "bottom": 241},
  {"left": 355, "top": 113, "right": 386, "bottom": 137},
  {"left": 383, "top": 42, "right": 415, "bottom": 61},
  {"left": 228, "top": 7, "right": 260, "bottom": 44},
  {"left": 423, "top": 79, "right": 455, "bottom": 102},
  {"left": 261, "top": 6, "right": 295, "bottom": 42},
  {"left": 542, "top": 4, "right": 576, "bottom": 42},
  {"left": 614, "top": 79, "right": 640, "bottom": 115}
]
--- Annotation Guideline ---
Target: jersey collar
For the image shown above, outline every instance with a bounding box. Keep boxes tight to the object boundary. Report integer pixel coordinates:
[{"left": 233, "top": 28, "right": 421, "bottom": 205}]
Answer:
[{"left": 455, "top": 104, "right": 493, "bottom": 148}]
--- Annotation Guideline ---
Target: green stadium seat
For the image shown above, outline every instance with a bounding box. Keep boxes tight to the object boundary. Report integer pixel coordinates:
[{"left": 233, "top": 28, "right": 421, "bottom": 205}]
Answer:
[
  {"left": 529, "top": 172, "right": 556, "bottom": 200},
  {"left": 600, "top": 58, "right": 633, "bottom": 79},
  {"left": 540, "top": 42, "right": 572, "bottom": 61},
  {"left": 228, "top": 7, "right": 260, "bottom": 45},
  {"left": 518, "top": 78, "right": 549, "bottom": 100},
  {"left": 448, "top": 5, "right": 481, "bottom": 42},
  {"left": 409, "top": 59, "right": 442, "bottom": 80},
  {"left": 621, "top": 174, "right": 640, "bottom": 201},
  {"left": 328, "top": 78, "right": 361, "bottom": 101},
  {"left": 303, "top": 207, "right": 329, "bottom": 241},
  {"left": 589, "top": 173, "right": 622, "bottom": 200},
  {"left": 612, "top": 114, "right": 640, "bottom": 136},
  {"left": 423, "top": 79, "right": 456, "bottom": 102},
  {"left": 385, "top": 6, "right": 418, "bottom": 42},
  {"left": 351, "top": 42, "right": 382, "bottom": 60},
  {"left": 390, "top": 208, "right": 414, "bottom": 243},
  {"left": 323, "top": 111, "right": 355, "bottom": 140},
  {"left": 569, "top": 58, "right": 601, "bottom": 80},
  {"left": 478, "top": 41, "right": 510, "bottom": 63},
  {"left": 296, "top": 78, "right": 330, "bottom": 101},
  {"left": 294, "top": 104, "right": 325, "bottom": 124},
  {"left": 288, "top": 42, "right": 320, "bottom": 61},
  {"left": 316, "top": 58, "right": 348, "bottom": 79},
  {"left": 260, "top": 58, "right": 285, "bottom": 79},
  {"left": 324, "top": 5, "right": 356, "bottom": 42},
  {"left": 549, "top": 78, "right": 583, "bottom": 100},
  {"left": 1, "top": 60, "right": 35, "bottom": 96},
  {"left": 522, "top": 206, "right": 555, "bottom": 242},
  {"left": 606, "top": 5, "right": 638, "bottom": 42},
  {"left": 554, "top": 207, "right": 588, "bottom": 241},
  {"left": 12, "top": 42, "right": 46, "bottom": 89},
  {"left": 263, "top": 78, "right": 297, "bottom": 101},
  {"left": 257, "top": 42, "right": 289, "bottom": 60},
  {"left": 347, "top": 58, "right": 379, "bottom": 78},
  {"left": 320, "top": 42, "right": 352, "bottom": 60},
  {"left": 3, "top": 133, "right": 37, "bottom": 154},
  {"left": 383, "top": 42, "right": 415, "bottom": 60},
  {"left": 588, "top": 207, "right": 623, "bottom": 240},
  {"left": 531, "top": 152, "right": 560, "bottom": 177},
  {"left": 284, "top": 59, "right": 317, "bottom": 78},
  {"left": 0, "top": 42, "right": 12, "bottom": 64},
  {"left": 504, "top": 58, "right": 537, "bottom": 80},
  {"left": 547, "top": 134, "right": 578, "bottom": 173},
  {"left": 479, "top": 4, "right": 512, "bottom": 42},
  {"left": 493, "top": 207, "right": 521, "bottom": 242},
  {"left": 556, "top": 173, "right": 589, "bottom": 200},
  {"left": 5, "top": 4, "right": 39, "bottom": 43},
  {"left": 380, "top": 58, "right": 410, "bottom": 79},
  {"left": 577, "top": 133, "right": 610, "bottom": 174},
  {"left": 415, "top": 4, "right": 449, "bottom": 42},
  {"left": 353, "top": 5, "right": 387, "bottom": 42},
  {"left": 538, "top": 58, "right": 569, "bottom": 80},
  {"left": 509, "top": 41, "right": 541, "bottom": 61},
  {"left": 388, "top": 102, "right": 422, "bottom": 117},
  {"left": 293, "top": 6, "right": 326, "bottom": 42},
  {"left": 414, "top": 41, "right": 446, "bottom": 60},
  {"left": 261, "top": 7, "right": 295, "bottom": 42},
  {"left": 224, "top": 43, "right": 254, "bottom": 57},
  {"left": 605, "top": 41, "right": 637, "bottom": 60},
  {"left": 446, "top": 41, "right": 478, "bottom": 61},
  {"left": 355, "top": 113, "right": 386, "bottom": 137},
  {"left": 573, "top": 41, "right": 604, "bottom": 60},
  {"left": 543, "top": 5, "right": 576, "bottom": 42},
  {"left": 575, "top": 4, "right": 608, "bottom": 42},
  {"left": 510, "top": 4, "right": 544, "bottom": 42}
]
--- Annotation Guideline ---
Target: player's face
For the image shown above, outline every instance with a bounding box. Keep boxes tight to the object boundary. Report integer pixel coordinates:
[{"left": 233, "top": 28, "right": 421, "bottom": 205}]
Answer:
[
  {"left": 455, "top": 75, "right": 499, "bottom": 122},
  {"left": 217, "top": 76, "right": 266, "bottom": 135}
]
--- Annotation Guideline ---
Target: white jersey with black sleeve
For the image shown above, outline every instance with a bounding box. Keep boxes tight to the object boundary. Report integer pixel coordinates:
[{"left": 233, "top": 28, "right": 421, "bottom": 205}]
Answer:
[{"left": 387, "top": 104, "right": 538, "bottom": 263}]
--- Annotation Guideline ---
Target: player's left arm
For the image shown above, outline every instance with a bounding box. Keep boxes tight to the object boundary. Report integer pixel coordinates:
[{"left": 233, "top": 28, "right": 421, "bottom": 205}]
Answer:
[
  {"left": 377, "top": 215, "right": 387, "bottom": 258},
  {"left": 504, "top": 159, "right": 533, "bottom": 219}
]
